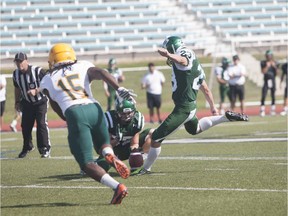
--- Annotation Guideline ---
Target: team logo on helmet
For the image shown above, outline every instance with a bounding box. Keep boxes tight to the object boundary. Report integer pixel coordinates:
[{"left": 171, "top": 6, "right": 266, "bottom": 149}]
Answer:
[
  {"left": 115, "top": 98, "right": 136, "bottom": 123},
  {"left": 162, "top": 36, "right": 185, "bottom": 54}
]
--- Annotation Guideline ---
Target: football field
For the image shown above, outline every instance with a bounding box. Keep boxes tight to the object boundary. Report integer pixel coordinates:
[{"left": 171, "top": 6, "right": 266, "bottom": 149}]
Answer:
[{"left": 1, "top": 115, "right": 287, "bottom": 216}]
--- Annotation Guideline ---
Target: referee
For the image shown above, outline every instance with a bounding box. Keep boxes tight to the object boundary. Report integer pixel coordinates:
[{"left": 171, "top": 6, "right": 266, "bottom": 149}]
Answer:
[{"left": 12, "top": 52, "right": 51, "bottom": 158}]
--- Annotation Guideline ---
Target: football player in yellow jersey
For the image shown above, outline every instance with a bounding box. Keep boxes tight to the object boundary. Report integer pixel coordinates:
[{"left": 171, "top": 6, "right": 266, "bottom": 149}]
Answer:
[{"left": 39, "top": 43, "right": 136, "bottom": 204}]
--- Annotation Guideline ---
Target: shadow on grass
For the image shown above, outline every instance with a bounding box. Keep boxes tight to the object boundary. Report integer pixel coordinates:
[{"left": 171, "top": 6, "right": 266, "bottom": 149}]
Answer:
[
  {"left": 41, "top": 172, "right": 121, "bottom": 181},
  {"left": 41, "top": 173, "right": 83, "bottom": 181},
  {"left": 1, "top": 202, "right": 78, "bottom": 209}
]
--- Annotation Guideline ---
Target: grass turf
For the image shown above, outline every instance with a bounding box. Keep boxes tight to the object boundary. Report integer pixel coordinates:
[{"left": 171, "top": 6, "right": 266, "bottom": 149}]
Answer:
[{"left": 1, "top": 115, "right": 287, "bottom": 216}]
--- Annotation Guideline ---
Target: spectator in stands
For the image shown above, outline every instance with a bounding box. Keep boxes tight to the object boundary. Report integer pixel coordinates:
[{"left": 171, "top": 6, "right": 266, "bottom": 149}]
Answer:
[
  {"left": 104, "top": 58, "right": 125, "bottom": 111},
  {"left": 141, "top": 63, "right": 165, "bottom": 123},
  {"left": 259, "top": 50, "right": 279, "bottom": 117},
  {"left": 280, "top": 61, "right": 287, "bottom": 116},
  {"left": 227, "top": 55, "right": 247, "bottom": 113},
  {"left": 0, "top": 74, "right": 7, "bottom": 131},
  {"left": 214, "top": 57, "right": 231, "bottom": 115},
  {"left": 12, "top": 52, "right": 51, "bottom": 158}
]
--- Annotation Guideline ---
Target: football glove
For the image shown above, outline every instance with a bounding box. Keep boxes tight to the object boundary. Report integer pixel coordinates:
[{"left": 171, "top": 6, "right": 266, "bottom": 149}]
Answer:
[{"left": 117, "top": 87, "right": 137, "bottom": 103}]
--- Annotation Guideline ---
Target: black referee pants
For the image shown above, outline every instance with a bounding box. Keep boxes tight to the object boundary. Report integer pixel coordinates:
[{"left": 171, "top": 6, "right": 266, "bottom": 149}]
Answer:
[{"left": 21, "top": 98, "right": 50, "bottom": 154}]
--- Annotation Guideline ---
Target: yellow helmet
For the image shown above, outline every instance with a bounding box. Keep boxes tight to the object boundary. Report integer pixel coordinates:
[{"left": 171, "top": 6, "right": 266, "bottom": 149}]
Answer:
[{"left": 48, "top": 43, "right": 76, "bottom": 69}]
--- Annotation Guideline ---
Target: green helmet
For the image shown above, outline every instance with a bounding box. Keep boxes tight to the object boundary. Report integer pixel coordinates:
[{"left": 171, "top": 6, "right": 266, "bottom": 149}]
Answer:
[
  {"left": 115, "top": 98, "right": 136, "bottom": 122},
  {"left": 162, "top": 36, "right": 185, "bottom": 54},
  {"left": 108, "top": 58, "right": 116, "bottom": 66},
  {"left": 221, "top": 57, "right": 230, "bottom": 67}
]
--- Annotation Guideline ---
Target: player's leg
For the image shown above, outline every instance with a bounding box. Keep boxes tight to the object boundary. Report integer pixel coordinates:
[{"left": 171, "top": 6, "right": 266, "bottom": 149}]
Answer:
[
  {"left": 238, "top": 85, "right": 245, "bottom": 113},
  {"left": 0, "top": 100, "right": 5, "bottom": 131},
  {"left": 140, "top": 106, "right": 195, "bottom": 174},
  {"left": 185, "top": 111, "right": 248, "bottom": 136},
  {"left": 89, "top": 103, "right": 130, "bottom": 179},
  {"left": 154, "top": 94, "right": 162, "bottom": 123},
  {"left": 270, "top": 85, "right": 276, "bottom": 115},
  {"left": 147, "top": 93, "right": 154, "bottom": 123},
  {"left": 280, "top": 86, "right": 288, "bottom": 115},
  {"left": 219, "top": 85, "right": 226, "bottom": 115},
  {"left": 139, "top": 128, "right": 154, "bottom": 155},
  {"left": 35, "top": 100, "right": 51, "bottom": 158},
  {"left": 65, "top": 104, "right": 128, "bottom": 204},
  {"left": 19, "top": 101, "right": 35, "bottom": 158},
  {"left": 260, "top": 83, "right": 268, "bottom": 116},
  {"left": 229, "top": 85, "right": 237, "bottom": 111}
]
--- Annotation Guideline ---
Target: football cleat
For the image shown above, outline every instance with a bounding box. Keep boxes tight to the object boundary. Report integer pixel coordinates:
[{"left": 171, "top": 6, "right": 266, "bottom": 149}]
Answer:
[
  {"left": 134, "top": 168, "right": 151, "bottom": 176},
  {"left": 110, "top": 183, "right": 128, "bottom": 204},
  {"left": 130, "top": 167, "right": 143, "bottom": 176},
  {"left": 225, "top": 111, "right": 249, "bottom": 122},
  {"left": 105, "top": 153, "right": 130, "bottom": 179},
  {"left": 18, "top": 147, "right": 35, "bottom": 158}
]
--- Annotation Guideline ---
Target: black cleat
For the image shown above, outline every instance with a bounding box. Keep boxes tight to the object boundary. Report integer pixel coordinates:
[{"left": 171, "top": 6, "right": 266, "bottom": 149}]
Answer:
[
  {"left": 134, "top": 168, "right": 151, "bottom": 176},
  {"left": 18, "top": 147, "right": 35, "bottom": 158},
  {"left": 225, "top": 111, "right": 249, "bottom": 122}
]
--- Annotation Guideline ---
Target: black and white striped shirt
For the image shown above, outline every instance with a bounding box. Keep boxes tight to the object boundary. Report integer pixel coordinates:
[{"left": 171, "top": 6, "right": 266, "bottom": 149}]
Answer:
[{"left": 13, "top": 65, "right": 47, "bottom": 104}]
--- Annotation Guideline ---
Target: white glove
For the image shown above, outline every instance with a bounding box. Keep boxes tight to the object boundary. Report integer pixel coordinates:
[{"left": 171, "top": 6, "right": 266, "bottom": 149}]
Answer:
[{"left": 117, "top": 87, "right": 137, "bottom": 103}]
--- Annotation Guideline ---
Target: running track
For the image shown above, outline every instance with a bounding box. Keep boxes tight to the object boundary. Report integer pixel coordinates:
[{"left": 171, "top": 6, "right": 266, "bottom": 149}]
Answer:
[{"left": 1, "top": 104, "right": 285, "bottom": 132}]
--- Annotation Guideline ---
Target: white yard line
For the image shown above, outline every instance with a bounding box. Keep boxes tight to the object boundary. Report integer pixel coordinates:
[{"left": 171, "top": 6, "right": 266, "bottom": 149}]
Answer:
[
  {"left": 1, "top": 185, "right": 287, "bottom": 193},
  {"left": 1, "top": 156, "right": 287, "bottom": 161},
  {"left": 163, "top": 137, "right": 287, "bottom": 144}
]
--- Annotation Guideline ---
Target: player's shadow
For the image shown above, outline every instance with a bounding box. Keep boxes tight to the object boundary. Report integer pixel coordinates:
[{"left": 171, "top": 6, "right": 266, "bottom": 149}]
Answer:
[
  {"left": 1, "top": 202, "right": 78, "bottom": 209},
  {"left": 41, "top": 172, "right": 120, "bottom": 181},
  {"left": 41, "top": 174, "right": 83, "bottom": 181}
]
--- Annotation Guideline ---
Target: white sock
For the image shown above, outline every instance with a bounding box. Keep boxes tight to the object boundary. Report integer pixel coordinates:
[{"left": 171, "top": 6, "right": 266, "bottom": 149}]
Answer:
[
  {"left": 101, "top": 147, "right": 114, "bottom": 157},
  {"left": 143, "top": 147, "right": 161, "bottom": 171},
  {"left": 260, "top": 106, "right": 265, "bottom": 112},
  {"left": 142, "top": 153, "right": 148, "bottom": 161},
  {"left": 100, "top": 173, "right": 119, "bottom": 190},
  {"left": 11, "top": 120, "right": 17, "bottom": 126},
  {"left": 198, "top": 115, "right": 229, "bottom": 132}
]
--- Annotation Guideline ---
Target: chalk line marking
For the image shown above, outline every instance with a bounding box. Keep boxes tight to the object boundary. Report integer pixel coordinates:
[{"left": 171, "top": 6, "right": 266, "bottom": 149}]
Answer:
[
  {"left": 1, "top": 185, "right": 286, "bottom": 193},
  {"left": 163, "top": 137, "right": 287, "bottom": 144}
]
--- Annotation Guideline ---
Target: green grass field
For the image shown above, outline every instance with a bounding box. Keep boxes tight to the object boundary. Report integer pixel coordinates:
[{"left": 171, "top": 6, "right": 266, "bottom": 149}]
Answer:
[{"left": 1, "top": 115, "right": 287, "bottom": 216}]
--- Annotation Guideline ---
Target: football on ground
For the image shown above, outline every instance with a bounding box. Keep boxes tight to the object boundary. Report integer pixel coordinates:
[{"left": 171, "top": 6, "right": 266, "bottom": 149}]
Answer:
[{"left": 129, "top": 151, "right": 143, "bottom": 170}]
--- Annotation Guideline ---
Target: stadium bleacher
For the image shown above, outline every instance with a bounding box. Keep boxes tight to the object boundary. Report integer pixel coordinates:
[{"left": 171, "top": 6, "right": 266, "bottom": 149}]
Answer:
[
  {"left": 181, "top": 0, "right": 287, "bottom": 48},
  {"left": 1, "top": 0, "right": 287, "bottom": 60}
]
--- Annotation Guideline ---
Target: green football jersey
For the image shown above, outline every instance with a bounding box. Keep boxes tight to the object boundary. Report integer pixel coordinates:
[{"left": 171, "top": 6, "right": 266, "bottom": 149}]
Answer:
[
  {"left": 171, "top": 48, "right": 206, "bottom": 106},
  {"left": 104, "top": 110, "right": 145, "bottom": 146}
]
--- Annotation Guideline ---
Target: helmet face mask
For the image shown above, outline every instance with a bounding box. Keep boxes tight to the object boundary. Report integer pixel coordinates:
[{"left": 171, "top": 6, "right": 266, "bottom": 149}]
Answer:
[
  {"left": 48, "top": 43, "right": 77, "bottom": 70},
  {"left": 162, "top": 36, "right": 185, "bottom": 54},
  {"left": 115, "top": 98, "right": 136, "bottom": 123}
]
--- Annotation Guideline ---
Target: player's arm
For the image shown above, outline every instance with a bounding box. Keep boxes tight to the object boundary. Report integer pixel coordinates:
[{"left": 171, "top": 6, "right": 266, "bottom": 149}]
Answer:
[
  {"left": 88, "top": 67, "right": 119, "bottom": 89},
  {"left": 200, "top": 80, "right": 218, "bottom": 115},
  {"left": 110, "top": 134, "right": 119, "bottom": 147},
  {"left": 14, "top": 87, "right": 22, "bottom": 111},
  {"left": 260, "top": 60, "right": 269, "bottom": 74},
  {"left": 158, "top": 47, "right": 188, "bottom": 66},
  {"left": 130, "top": 132, "right": 140, "bottom": 150},
  {"left": 88, "top": 67, "right": 136, "bottom": 101},
  {"left": 43, "top": 89, "right": 66, "bottom": 121},
  {"left": 216, "top": 75, "right": 227, "bottom": 84}
]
